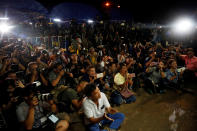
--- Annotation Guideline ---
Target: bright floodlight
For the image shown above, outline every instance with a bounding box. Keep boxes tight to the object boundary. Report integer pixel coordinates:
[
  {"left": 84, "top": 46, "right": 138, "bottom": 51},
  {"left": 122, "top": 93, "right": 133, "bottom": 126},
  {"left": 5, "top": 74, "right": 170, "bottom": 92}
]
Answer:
[
  {"left": 87, "top": 19, "right": 94, "bottom": 24},
  {"left": 0, "top": 18, "right": 9, "bottom": 20},
  {"left": 0, "top": 23, "right": 12, "bottom": 33},
  {"left": 173, "top": 18, "right": 194, "bottom": 34},
  {"left": 53, "top": 18, "right": 61, "bottom": 22}
]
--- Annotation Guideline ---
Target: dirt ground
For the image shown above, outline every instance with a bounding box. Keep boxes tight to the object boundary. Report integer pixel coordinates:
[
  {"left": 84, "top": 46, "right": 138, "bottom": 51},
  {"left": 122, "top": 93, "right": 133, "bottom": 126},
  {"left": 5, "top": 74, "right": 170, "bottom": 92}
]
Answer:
[
  {"left": 116, "top": 85, "right": 197, "bottom": 131},
  {"left": 69, "top": 84, "right": 197, "bottom": 131}
]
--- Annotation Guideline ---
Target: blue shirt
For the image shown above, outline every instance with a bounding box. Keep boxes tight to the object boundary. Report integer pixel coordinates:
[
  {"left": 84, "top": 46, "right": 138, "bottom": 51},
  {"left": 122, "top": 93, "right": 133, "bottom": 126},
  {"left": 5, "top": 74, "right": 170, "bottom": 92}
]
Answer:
[{"left": 166, "top": 69, "right": 179, "bottom": 84}]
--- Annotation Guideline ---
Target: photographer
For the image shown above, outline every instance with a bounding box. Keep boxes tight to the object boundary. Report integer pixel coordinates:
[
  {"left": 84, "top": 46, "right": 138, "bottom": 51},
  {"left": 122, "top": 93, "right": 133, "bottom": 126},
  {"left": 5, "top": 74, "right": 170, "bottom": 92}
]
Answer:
[
  {"left": 66, "top": 52, "right": 84, "bottom": 79},
  {"left": 81, "top": 66, "right": 97, "bottom": 84},
  {"left": 81, "top": 66, "right": 106, "bottom": 92},
  {"left": 48, "top": 63, "right": 67, "bottom": 88},
  {"left": 0, "top": 78, "right": 25, "bottom": 130},
  {"left": 36, "top": 50, "right": 50, "bottom": 70},
  {"left": 57, "top": 81, "right": 88, "bottom": 113},
  {"left": 134, "top": 49, "right": 144, "bottom": 74},
  {"left": 105, "top": 62, "right": 117, "bottom": 88},
  {"left": 16, "top": 86, "right": 57, "bottom": 130},
  {"left": 26, "top": 62, "right": 48, "bottom": 87},
  {"left": 126, "top": 55, "right": 143, "bottom": 91},
  {"left": 145, "top": 61, "right": 166, "bottom": 94},
  {"left": 49, "top": 48, "right": 62, "bottom": 66},
  {"left": 145, "top": 51, "right": 157, "bottom": 68},
  {"left": 125, "top": 56, "right": 136, "bottom": 73},
  {"left": 117, "top": 50, "right": 126, "bottom": 64},
  {"left": 0, "top": 57, "right": 26, "bottom": 76},
  {"left": 11, "top": 57, "right": 26, "bottom": 71}
]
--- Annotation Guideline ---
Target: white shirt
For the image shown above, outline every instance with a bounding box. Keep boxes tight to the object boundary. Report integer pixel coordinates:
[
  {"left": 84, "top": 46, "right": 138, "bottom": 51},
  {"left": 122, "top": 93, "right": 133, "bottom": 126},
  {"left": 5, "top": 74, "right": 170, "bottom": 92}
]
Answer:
[{"left": 83, "top": 92, "right": 110, "bottom": 119}]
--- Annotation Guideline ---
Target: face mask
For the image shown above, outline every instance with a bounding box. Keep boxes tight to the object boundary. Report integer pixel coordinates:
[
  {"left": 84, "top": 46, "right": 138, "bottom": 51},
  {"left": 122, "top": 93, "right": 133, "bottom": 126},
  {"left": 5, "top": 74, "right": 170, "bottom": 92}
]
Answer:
[{"left": 100, "top": 61, "right": 105, "bottom": 67}]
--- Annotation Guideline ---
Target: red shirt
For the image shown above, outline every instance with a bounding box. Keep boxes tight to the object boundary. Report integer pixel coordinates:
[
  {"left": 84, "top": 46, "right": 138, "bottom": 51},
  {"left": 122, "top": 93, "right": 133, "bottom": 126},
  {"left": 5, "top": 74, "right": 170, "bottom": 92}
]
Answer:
[{"left": 181, "top": 55, "right": 197, "bottom": 76}]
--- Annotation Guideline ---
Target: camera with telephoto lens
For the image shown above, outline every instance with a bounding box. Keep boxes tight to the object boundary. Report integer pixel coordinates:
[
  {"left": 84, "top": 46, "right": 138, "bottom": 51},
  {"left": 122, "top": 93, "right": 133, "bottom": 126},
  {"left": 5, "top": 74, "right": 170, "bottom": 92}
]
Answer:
[
  {"left": 31, "top": 81, "right": 53, "bottom": 101},
  {"left": 37, "top": 93, "right": 53, "bottom": 101}
]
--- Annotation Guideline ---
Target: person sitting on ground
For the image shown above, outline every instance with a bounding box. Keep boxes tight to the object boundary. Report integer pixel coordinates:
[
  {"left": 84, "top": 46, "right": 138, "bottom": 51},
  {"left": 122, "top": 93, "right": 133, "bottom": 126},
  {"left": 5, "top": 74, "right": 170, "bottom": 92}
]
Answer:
[
  {"left": 165, "top": 59, "right": 183, "bottom": 90},
  {"left": 81, "top": 66, "right": 97, "bottom": 84},
  {"left": 57, "top": 81, "right": 88, "bottom": 131},
  {"left": 57, "top": 81, "right": 88, "bottom": 113},
  {"left": 145, "top": 61, "right": 166, "bottom": 94},
  {"left": 112, "top": 63, "right": 136, "bottom": 105},
  {"left": 83, "top": 83, "right": 125, "bottom": 131},
  {"left": 16, "top": 86, "right": 58, "bottom": 130}
]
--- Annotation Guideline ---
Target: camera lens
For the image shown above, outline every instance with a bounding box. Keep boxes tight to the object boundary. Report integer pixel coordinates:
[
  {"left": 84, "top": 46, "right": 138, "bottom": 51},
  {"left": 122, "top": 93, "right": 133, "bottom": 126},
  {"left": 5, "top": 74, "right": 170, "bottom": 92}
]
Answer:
[{"left": 37, "top": 93, "right": 53, "bottom": 101}]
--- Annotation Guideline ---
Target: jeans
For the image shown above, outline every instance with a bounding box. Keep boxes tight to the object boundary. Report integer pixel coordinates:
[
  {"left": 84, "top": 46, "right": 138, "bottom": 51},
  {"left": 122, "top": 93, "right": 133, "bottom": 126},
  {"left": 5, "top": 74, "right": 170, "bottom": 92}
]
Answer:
[
  {"left": 88, "top": 113, "right": 125, "bottom": 131},
  {"left": 111, "top": 91, "right": 136, "bottom": 105},
  {"left": 125, "top": 95, "right": 136, "bottom": 103},
  {"left": 111, "top": 91, "right": 123, "bottom": 105}
]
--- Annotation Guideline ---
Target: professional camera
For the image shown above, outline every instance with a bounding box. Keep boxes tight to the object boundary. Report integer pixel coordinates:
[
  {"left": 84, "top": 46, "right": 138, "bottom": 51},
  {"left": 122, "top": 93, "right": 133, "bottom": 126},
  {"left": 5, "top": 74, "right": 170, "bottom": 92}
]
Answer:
[
  {"left": 16, "top": 71, "right": 25, "bottom": 79},
  {"left": 37, "top": 93, "right": 53, "bottom": 101},
  {"left": 32, "top": 81, "right": 41, "bottom": 87},
  {"left": 11, "top": 64, "right": 19, "bottom": 72}
]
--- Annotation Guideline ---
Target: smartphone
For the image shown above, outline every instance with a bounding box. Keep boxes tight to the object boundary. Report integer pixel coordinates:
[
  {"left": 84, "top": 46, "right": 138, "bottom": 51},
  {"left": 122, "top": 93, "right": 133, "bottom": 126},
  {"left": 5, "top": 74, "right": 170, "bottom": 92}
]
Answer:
[
  {"left": 97, "top": 73, "right": 104, "bottom": 78},
  {"left": 48, "top": 114, "right": 59, "bottom": 124},
  {"left": 177, "top": 67, "right": 186, "bottom": 72},
  {"left": 130, "top": 73, "right": 136, "bottom": 78}
]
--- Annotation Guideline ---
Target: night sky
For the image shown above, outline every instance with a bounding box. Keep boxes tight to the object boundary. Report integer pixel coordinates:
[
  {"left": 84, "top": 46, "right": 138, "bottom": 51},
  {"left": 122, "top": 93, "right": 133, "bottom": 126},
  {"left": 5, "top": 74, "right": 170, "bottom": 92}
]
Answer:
[
  {"left": 36, "top": 0, "right": 197, "bottom": 23},
  {"left": 0, "top": 0, "right": 197, "bottom": 23}
]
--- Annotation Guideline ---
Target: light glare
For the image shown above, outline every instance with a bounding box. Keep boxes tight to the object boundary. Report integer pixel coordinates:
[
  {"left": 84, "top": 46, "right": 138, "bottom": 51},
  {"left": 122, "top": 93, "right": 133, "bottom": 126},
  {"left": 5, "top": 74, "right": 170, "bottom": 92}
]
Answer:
[
  {"left": 53, "top": 18, "right": 61, "bottom": 22},
  {"left": 0, "top": 18, "right": 9, "bottom": 20},
  {"left": 173, "top": 18, "right": 194, "bottom": 34},
  {"left": 87, "top": 19, "right": 94, "bottom": 24},
  {"left": 0, "top": 23, "right": 12, "bottom": 33},
  {"left": 105, "top": 2, "right": 110, "bottom": 7}
]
